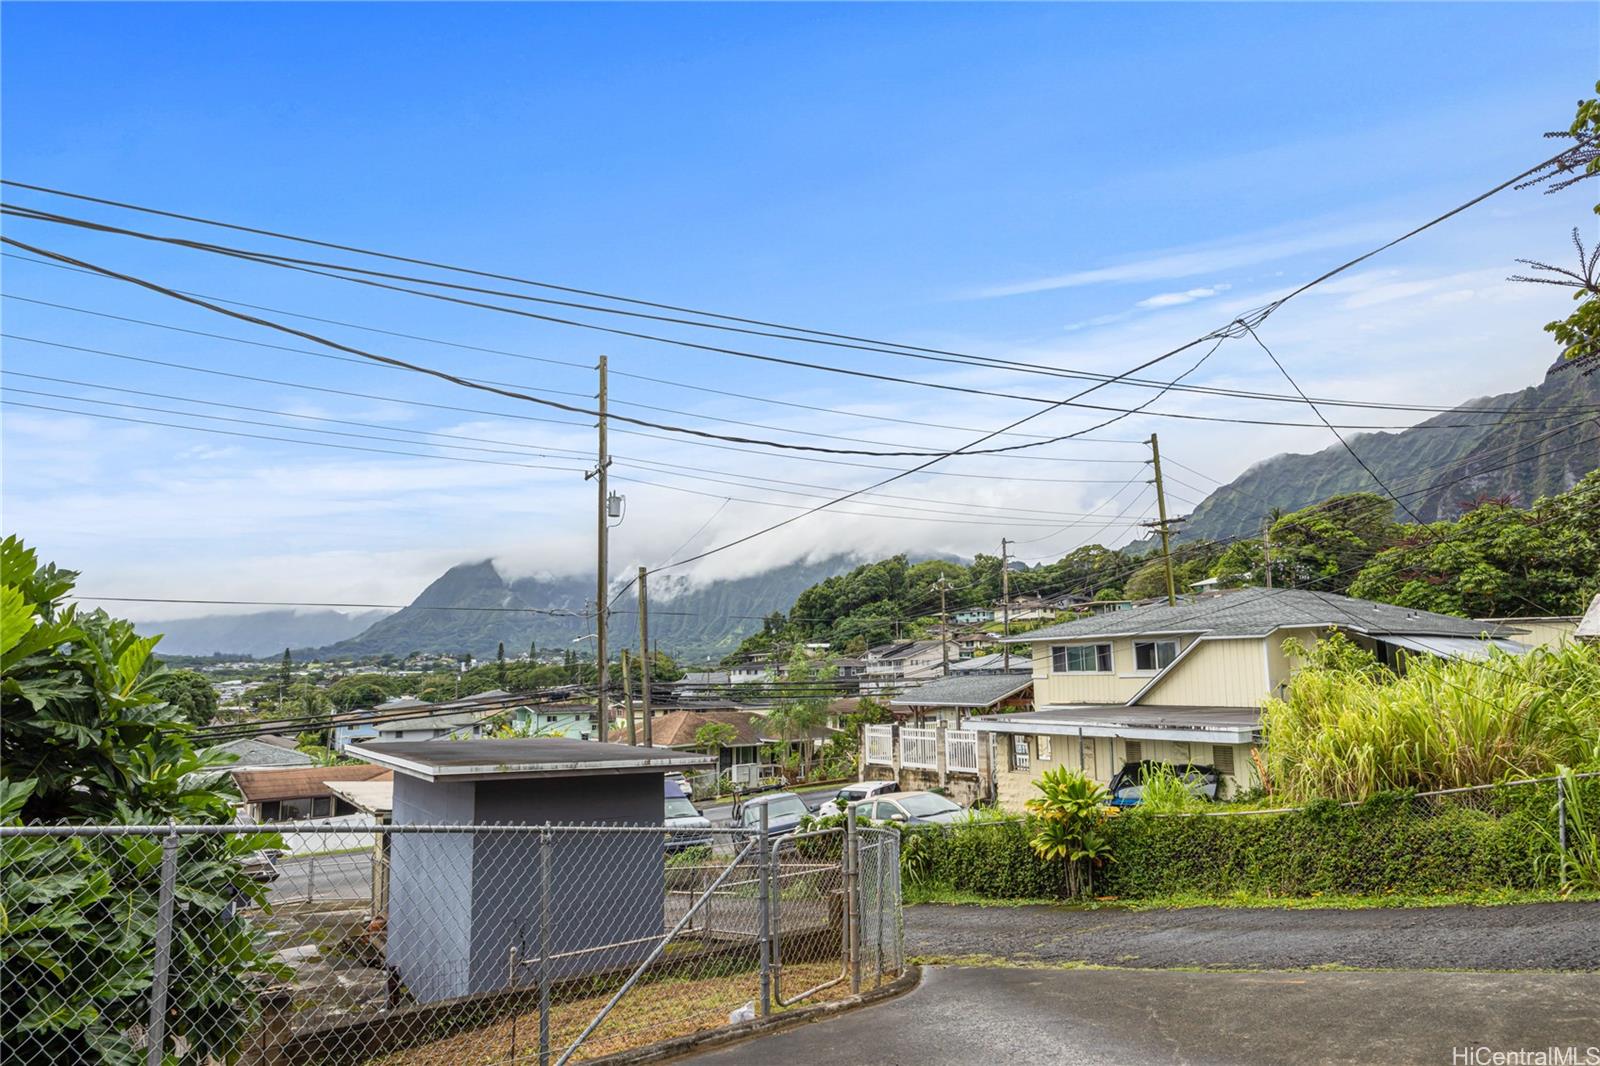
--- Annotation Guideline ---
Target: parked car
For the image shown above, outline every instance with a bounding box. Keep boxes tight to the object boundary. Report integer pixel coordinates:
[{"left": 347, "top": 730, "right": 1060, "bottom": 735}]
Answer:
[
  {"left": 665, "top": 776, "right": 714, "bottom": 852},
  {"left": 822, "top": 779, "right": 900, "bottom": 816},
  {"left": 736, "top": 791, "right": 811, "bottom": 835},
  {"left": 1106, "top": 761, "right": 1221, "bottom": 807},
  {"left": 853, "top": 790, "right": 967, "bottom": 825}
]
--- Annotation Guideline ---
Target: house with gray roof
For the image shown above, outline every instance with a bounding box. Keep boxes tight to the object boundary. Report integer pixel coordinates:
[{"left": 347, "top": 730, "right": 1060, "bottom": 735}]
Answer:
[
  {"left": 889, "top": 671, "right": 1032, "bottom": 727},
  {"left": 969, "top": 587, "right": 1530, "bottom": 810}
]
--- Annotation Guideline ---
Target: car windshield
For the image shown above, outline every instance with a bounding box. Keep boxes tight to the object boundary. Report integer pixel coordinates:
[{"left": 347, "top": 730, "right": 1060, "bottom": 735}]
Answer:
[
  {"left": 745, "top": 795, "right": 807, "bottom": 823},
  {"left": 898, "top": 794, "right": 962, "bottom": 817},
  {"left": 838, "top": 787, "right": 869, "bottom": 803},
  {"left": 665, "top": 798, "right": 700, "bottom": 819}
]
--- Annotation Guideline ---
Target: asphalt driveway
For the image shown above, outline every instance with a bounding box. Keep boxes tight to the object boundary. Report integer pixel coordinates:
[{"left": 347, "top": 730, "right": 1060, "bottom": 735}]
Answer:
[
  {"left": 679, "top": 966, "right": 1600, "bottom": 1065},
  {"left": 905, "top": 901, "right": 1600, "bottom": 971}
]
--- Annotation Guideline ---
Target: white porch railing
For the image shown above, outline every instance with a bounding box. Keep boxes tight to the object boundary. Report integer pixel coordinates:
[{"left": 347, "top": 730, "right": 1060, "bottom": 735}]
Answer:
[
  {"left": 946, "top": 729, "right": 980, "bottom": 774},
  {"left": 865, "top": 724, "right": 894, "bottom": 766},
  {"left": 901, "top": 727, "right": 938, "bottom": 770}
]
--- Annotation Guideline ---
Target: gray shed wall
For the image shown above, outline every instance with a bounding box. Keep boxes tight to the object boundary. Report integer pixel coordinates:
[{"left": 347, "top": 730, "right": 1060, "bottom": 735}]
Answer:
[
  {"left": 386, "top": 771, "right": 667, "bottom": 1002},
  {"left": 388, "top": 775, "right": 477, "bottom": 1002}
]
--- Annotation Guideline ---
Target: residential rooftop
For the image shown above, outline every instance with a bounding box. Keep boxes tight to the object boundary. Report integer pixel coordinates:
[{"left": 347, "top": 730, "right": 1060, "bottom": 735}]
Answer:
[
  {"left": 1001, "top": 587, "right": 1525, "bottom": 644},
  {"left": 891, "top": 671, "right": 1032, "bottom": 709},
  {"left": 348, "top": 738, "right": 715, "bottom": 782}
]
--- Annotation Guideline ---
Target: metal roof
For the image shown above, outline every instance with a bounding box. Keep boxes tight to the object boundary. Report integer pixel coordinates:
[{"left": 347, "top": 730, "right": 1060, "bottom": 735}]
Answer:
[
  {"left": 1381, "top": 635, "right": 1531, "bottom": 660},
  {"left": 1004, "top": 588, "right": 1523, "bottom": 644},
  {"left": 969, "top": 704, "right": 1260, "bottom": 744},
  {"left": 349, "top": 738, "right": 714, "bottom": 782},
  {"left": 890, "top": 672, "right": 1033, "bottom": 709}
]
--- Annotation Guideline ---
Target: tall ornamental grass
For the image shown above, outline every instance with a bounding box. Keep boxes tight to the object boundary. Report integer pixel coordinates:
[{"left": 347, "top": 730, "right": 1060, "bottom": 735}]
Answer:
[{"left": 1262, "top": 639, "right": 1600, "bottom": 802}]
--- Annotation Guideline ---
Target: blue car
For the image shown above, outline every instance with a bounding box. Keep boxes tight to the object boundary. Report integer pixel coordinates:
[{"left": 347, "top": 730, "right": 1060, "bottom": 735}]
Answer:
[{"left": 1107, "top": 762, "right": 1221, "bottom": 807}]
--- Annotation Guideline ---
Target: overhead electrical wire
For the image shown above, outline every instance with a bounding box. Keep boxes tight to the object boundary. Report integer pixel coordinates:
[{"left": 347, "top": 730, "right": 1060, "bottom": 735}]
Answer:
[{"left": 8, "top": 185, "right": 1599, "bottom": 418}]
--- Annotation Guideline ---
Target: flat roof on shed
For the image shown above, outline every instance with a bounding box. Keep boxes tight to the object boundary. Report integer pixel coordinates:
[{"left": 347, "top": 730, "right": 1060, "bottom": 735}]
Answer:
[{"left": 348, "top": 738, "right": 714, "bottom": 782}]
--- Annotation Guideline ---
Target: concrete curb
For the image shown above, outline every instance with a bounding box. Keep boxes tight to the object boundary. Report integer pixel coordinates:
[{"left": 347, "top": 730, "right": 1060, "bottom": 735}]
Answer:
[{"left": 587, "top": 966, "right": 923, "bottom": 1065}]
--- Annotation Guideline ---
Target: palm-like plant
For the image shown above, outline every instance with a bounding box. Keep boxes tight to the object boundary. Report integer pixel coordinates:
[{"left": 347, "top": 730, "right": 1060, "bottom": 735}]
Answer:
[{"left": 1025, "top": 766, "right": 1113, "bottom": 897}]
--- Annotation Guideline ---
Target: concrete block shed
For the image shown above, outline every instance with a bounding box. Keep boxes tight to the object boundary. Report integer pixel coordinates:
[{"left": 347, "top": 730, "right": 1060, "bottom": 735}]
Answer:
[{"left": 348, "top": 739, "right": 713, "bottom": 1003}]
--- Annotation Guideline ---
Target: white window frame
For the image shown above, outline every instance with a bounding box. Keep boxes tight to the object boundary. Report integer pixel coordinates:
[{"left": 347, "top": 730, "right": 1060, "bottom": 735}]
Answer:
[
  {"left": 1051, "top": 643, "right": 1114, "bottom": 674},
  {"left": 1010, "top": 734, "right": 1030, "bottom": 771},
  {"left": 1037, "top": 735, "right": 1052, "bottom": 762},
  {"left": 1133, "top": 639, "right": 1179, "bottom": 672}
]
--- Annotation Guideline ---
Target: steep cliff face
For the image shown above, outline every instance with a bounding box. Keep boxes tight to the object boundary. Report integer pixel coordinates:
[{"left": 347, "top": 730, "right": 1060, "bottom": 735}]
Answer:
[{"left": 1179, "top": 363, "right": 1600, "bottom": 542}]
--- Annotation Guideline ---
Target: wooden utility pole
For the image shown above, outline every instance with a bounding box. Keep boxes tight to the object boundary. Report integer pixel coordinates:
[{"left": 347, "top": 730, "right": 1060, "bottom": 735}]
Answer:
[
  {"left": 935, "top": 576, "right": 951, "bottom": 676},
  {"left": 1142, "top": 433, "right": 1182, "bottom": 607},
  {"left": 637, "top": 566, "right": 653, "bottom": 747},
  {"left": 621, "top": 647, "right": 636, "bottom": 744},
  {"left": 1262, "top": 515, "right": 1273, "bottom": 590},
  {"left": 1000, "top": 539, "right": 1013, "bottom": 670},
  {"left": 587, "top": 355, "right": 612, "bottom": 741}
]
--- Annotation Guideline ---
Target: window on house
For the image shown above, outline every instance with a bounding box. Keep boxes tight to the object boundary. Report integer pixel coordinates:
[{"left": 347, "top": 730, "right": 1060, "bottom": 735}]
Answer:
[
  {"left": 1213, "top": 745, "right": 1236, "bottom": 775},
  {"left": 1133, "top": 640, "right": 1179, "bottom": 671},
  {"left": 1051, "top": 643, "right": 1113, "bottom": 673},
  {"left": 1010, "top": 735, "right": 1030, "bottom": 771},
  {"left": 1123, "top": 740, "right": 1143, "bottom": 764},
  {"left": 1037, "top": 736, "right": 1052, "bottom": 761}
]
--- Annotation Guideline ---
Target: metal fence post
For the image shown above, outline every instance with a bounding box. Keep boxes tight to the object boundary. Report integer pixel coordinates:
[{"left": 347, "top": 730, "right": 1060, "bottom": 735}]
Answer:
[
  {"left": 874, "top": 836, "right": 886, "bottom": 986},
  {"left": 539, "top": 826, "right": 552, "bottom": 1066},
  {"left": 1556, "top": 774, "right": 1568, "bottom": 867},
  {"left": 757, "top": 804, "right": 772, "bottom": 1017},
  {"left": 146, "top": 830, "right": 180, "bottom": 1066},
  {"left": 306, "top": 853, "right": 316, "bottom": 903},
  {"left": 845, "top": 806, "right": 861, "bottom": 994}
]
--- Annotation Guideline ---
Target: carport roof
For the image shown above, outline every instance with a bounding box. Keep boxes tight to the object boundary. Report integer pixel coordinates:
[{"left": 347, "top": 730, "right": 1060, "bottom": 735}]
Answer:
[
  {"left": 348, "top": 738, "right": 714, "bottom": 782},
  {"left": 969, "top": 704, "right": 1261, "bottom": 744},
  {"left": 890, "top": 672, "right": 1033, "bottom": 709}
]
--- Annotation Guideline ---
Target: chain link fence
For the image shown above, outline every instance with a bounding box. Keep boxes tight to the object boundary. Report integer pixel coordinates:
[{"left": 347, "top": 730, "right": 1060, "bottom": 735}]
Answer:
[{"left": 1, "top": 817, "right": 902, "bottom": 1066}]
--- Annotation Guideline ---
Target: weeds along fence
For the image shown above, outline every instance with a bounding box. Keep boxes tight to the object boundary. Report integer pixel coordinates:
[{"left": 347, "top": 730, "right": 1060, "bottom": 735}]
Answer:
[
  {"left": 0, "top": 818, "right": 902, "bottom": 1066},
  {"left": 898, "top": 772, "right": 1600, "bottom": 901}
]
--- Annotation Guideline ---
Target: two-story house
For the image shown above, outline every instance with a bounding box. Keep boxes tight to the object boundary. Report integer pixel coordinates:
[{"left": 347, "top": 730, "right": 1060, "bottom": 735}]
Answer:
[
  {"left": 969, "top": 588, "right": 1530, "bottom": 810},
  {"left": 860, "top": 639, "right": 960, "bottom": 697}
]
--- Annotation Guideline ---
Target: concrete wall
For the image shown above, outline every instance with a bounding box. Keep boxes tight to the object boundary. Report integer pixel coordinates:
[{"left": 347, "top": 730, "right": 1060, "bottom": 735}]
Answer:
[{"left": 387, "top": 772, "right": 667, "bottom": 1003}]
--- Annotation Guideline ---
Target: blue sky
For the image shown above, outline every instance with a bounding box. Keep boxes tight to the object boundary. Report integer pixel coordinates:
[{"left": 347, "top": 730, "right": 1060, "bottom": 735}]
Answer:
[{"left": 2, "top": 3, "right": 1596, "bottom": 615}]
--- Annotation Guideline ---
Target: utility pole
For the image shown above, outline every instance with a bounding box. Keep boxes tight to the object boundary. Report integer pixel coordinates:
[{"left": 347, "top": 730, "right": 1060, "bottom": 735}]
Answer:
[
  {"left": 1262, "top": 515, "right": 1273, "bottom": 590},
  {"left": 586, "top": 355, "right": 612, "bottom": 742},
  {"left": 621, "top": 647, "right": 636, "bottom": 745},
  {"left": 935, "top": 576, "right": 951, "bottom": 676},
  {"left": 637, "top": 566, "right": 653, "bottom": 747},
  {"left": 1000, "top": 539, "right": 1012, "bottom": 671},
  {"left": 1142, "top": 433, "right": 1182, "bottom": 607}
]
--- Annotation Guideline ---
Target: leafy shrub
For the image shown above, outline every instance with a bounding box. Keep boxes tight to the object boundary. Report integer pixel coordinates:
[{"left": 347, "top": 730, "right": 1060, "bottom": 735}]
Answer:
[
  {"left": 1263, "top": 640, "right": 1600, "bottom": 802},
  {"left": 1, "top": 536, "right": 286, "bottom": 1064}
]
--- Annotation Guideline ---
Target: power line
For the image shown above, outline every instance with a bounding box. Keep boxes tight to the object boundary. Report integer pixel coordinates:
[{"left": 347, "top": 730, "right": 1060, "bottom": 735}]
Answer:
[
  {"left": 9, "top": 184, "right": 1595, "bottom": 418},
  {"left": 1, "top": 332, "right": 1155, "bottom": 483},
  {"left": 3, "top": 254, "right": 1149, "bottom": 445}
]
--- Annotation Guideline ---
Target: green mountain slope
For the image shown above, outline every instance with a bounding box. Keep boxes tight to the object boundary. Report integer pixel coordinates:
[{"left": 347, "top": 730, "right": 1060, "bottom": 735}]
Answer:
[
  {"left": 1180, "top": 362, "right": 1600, "bottom": 543},
  {"left": 314, "top": 555, "right": 861, "bottom": 661}
]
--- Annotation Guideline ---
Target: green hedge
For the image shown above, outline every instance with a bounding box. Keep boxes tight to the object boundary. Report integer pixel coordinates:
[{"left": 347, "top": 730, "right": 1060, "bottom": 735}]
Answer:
[{"left": 908, "top": 780, "right": 1593, "bottom": 900}]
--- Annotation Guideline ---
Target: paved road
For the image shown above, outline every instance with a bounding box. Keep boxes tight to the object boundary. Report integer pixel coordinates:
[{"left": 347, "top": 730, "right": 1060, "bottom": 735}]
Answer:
[
  {"left": 701, "top": 784, "right": 841, "bottom": 826},
  {"left": 681, "top": 965, "right": 1600, "bottom": 1065},
  {"left": 267, "top": 850, "right": 374, "bottom": 903},
  {"left": 905, "top": 901, "right": 1600, "bottom": 971}
]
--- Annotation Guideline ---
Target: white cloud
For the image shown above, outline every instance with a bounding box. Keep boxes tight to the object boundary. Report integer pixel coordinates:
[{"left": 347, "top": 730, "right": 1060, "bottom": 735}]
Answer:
[{"left": 1135, "top": 284, "right": 1232, "bottom": 309}]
